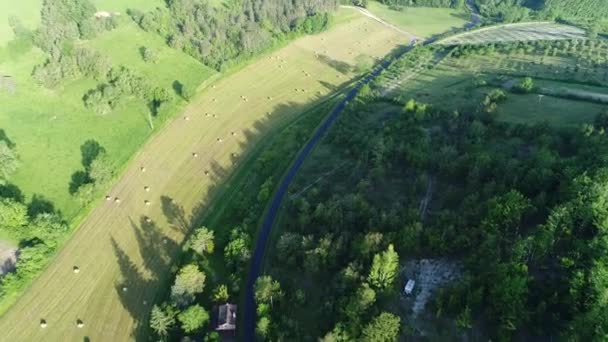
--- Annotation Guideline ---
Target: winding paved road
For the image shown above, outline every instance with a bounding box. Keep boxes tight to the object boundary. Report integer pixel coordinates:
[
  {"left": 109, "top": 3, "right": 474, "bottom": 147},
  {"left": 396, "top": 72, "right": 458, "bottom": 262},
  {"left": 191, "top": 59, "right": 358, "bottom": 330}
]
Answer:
[{"left": 242, "top": 3, "right": 482, "bottom": 341}]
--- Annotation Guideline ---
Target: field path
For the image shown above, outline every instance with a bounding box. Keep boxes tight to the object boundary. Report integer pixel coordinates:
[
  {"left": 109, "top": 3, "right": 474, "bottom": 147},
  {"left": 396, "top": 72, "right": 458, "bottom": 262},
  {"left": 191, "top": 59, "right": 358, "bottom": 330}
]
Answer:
[{"left": 0, "top": 8, "right": 410, "bottom": 342}]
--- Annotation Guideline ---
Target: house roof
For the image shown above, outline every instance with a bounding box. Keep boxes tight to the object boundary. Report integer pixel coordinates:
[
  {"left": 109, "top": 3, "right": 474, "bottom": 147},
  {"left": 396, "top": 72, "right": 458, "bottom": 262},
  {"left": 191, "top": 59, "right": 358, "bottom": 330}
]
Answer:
[{"left": 217, "top": 304, "right": 237, "bottom": 331}]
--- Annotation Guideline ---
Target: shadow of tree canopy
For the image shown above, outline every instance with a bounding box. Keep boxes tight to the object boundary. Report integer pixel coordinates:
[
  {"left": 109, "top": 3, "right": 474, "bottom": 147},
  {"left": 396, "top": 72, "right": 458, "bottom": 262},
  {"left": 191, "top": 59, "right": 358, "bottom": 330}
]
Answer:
[
  {"left": 0, "top": 129, "right": 15, "bottom": 148},
  {"left": 68, "top": 170, "right": 91, "bottom": 195},
  {"left": 27, "top": 194, "right": 55, "bottom": 217},
  {"left": 112, "top": 216, "right": 179, "bottom": 339},
  {"left": 80, "top": 139, "right": 105, "bottom": 170},
  {"left": 317, "top": 54, "right": 352, "bottom": 74},
  {"left": 319, "top": 80, "right": 337, "bottom": 91},
  {"left": 160, "top": 195, "right": 189, "bottom": 233},
  {"left": 172, "top": 80, "right": 185, "bottom": 98},
  {"left": 0, "top": 183, "right": 24, "bottom": 202}
]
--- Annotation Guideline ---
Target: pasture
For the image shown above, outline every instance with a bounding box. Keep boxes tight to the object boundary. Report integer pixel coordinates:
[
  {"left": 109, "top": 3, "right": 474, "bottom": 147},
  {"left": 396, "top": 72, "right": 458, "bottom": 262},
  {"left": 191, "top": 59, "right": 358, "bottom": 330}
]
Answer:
[
  {"left": 435, "top": 22, "right": 587, "bottom": 45},
  {"left": 0, "top": 8, "right": 410, "bottom": 341},
  {"left": 365, "top": 1, "right": 470, "bottom": 38},
  {"left": 0, "top": 24, "right": 213, "bottom": 219}
]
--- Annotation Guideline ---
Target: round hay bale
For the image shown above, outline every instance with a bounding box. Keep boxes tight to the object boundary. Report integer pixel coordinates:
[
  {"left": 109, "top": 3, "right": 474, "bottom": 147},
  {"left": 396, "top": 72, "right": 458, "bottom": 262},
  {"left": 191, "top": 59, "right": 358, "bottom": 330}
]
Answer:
[
  {"left": 212, "top": 114, "right": 217, "bottom": 118},
  {"left": 122, "top": 286, "right": 128, "bottom": 292},
  {"left": 144, "top": 200, "right": 151, "bottom": 206},
  {"left": 140, "top": 166, "right": 146, "bottom": 172},
  {"left": 40, "top": 319, "right": 47, "bottom": 328},
  {"left": 106, "top": 195, "right": 111, "bottom": 201},
  {"left": 231, "top": 153, "right": 238, "bottom": 158},
  {"left": 76, "top": 319, "right": 84, "bottom": 328},
  {"left": 114, "top": 197, "right": 121, "bottom": 203},
  {"left": 73, "top": 266, "right": 80, "bottom": 274},
  {"left": 231, "top": 132, "right": 236, "bottom": 136},
  {"left": 204, "top": 170, "right": 209, "bottom": 176},
  {"left": 212, "top": 98, "right": 217, "bottom": 102},
  {"left": 217, "top": 138, "right": 222, "bottom": 142},
  {"left": 192, "top": 152, "right": 198, "bottom": 158},
  {"left": 267, "top": 112, "right": 272, "bottom": 116},
  {"left": 205, "top": 113, "right": 210, "bottom": 117},
  {"left": 144, "top": 216, "right": 152, "bottom": 223},
  {"left": 144, "top": 186, "right": 150, "bottom": 192},
  {"left": 184, "top": 116, "right": 190, "bottom": 121},
  {"left": 212, "top": 85, "right": 216, "bottom": 89}
]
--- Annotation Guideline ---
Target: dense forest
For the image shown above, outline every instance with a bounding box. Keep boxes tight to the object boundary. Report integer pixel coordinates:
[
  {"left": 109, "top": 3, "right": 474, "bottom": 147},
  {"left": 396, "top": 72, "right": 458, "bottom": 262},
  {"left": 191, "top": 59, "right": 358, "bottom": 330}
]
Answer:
[
  {"left": 251, "top": 67, "right": 608, "bottom": 340},
  {"left": 129, "top": 0, "right": 338, "bottom": 70}
]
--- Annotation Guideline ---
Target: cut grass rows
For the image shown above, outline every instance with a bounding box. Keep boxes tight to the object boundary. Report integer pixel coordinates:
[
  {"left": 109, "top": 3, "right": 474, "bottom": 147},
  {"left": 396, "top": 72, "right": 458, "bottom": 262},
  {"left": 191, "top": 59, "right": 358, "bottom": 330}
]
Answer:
[{"left": 436, "top": 22, "right": 587, "bottom": 45}]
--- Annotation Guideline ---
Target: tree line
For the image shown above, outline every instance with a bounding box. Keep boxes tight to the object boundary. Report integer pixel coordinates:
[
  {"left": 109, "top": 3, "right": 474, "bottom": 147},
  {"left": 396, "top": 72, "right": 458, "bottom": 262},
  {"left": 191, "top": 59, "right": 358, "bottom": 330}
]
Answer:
[{"left": 128, "top": 0, "right": 338, "bottom": 71}]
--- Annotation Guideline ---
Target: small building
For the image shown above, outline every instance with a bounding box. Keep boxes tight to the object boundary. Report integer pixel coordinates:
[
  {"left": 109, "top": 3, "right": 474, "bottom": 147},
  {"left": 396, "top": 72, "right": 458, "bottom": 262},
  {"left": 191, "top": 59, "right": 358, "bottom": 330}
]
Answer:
[
  {"left": 404, "top": 279, "right": 415, "bottom": 295},
  {"left": 216, "top": 303, "right": 237, "bottom": 331}
]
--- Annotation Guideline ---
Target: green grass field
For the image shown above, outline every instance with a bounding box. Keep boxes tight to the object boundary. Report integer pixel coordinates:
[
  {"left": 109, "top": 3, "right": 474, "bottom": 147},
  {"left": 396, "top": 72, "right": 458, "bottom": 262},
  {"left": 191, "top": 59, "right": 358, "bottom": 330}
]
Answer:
[
  {"left": 87, "top": 22, "right": 216, "bottom": 91},
  {"left": 0, "top": 0, "right": 41, "bottom": 45},
  {"left": 0, "top": 21, "right": 214, "bottom": 218},
  {"left": 366, "top": 1, "right": 469, "bottom": 38},
  {"left": 0, "top": 8, "right": 411, "bottom": 341}
]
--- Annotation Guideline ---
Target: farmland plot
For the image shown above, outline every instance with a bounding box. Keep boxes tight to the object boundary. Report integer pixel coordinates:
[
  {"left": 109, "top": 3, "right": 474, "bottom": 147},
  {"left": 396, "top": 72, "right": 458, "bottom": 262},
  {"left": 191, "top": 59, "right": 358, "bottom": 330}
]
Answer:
[{"left": 436, "top": 22, "right": 587, "bottom": 45}]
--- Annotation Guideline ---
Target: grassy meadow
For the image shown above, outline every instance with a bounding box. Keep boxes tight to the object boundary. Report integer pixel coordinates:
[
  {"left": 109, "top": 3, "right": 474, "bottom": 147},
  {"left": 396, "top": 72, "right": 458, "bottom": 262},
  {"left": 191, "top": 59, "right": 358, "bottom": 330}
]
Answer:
[
  {"left": 366, "top": 1, "right": 470, "bottom": 38},
  {"left": 0, "top": 7, "right": 411, "bottom": 341},
  {"left": 0, "top": 20, "right": 214, "bottom": 218}
]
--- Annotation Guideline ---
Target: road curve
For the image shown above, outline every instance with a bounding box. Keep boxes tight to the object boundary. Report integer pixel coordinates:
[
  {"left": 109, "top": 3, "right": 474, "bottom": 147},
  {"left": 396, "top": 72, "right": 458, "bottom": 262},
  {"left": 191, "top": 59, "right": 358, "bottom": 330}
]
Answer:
[{"left": 242, "top": 3, "right": 483, "bottom": 341}]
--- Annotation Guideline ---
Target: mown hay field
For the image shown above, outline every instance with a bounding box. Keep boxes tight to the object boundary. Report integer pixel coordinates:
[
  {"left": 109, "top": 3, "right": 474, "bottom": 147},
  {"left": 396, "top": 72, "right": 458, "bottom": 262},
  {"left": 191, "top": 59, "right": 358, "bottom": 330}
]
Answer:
[{"left": 0, "top": 8, "right": 410, "bottom": 341}]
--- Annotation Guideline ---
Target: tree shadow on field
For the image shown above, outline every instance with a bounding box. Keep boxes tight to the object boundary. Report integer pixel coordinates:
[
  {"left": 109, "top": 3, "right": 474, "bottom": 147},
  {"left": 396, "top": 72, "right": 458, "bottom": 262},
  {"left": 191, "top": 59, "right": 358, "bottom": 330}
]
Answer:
[
  {"left": 0, "top": 129, "right": 15, "bottom": 148},
  {"left": 0, "top": 183, "right": 24, "bottom": 202},
  {"left": 317, "top": 54, "right": 352, "bottom": 74},
  {"left": 160, "top": 195, "right": 189, "bottom": 233},
  {"left": 112, "top": 215, "right": 179, "bottom": 339},
  {"left": 80, "top": 139, "right": 105, "bottom": 170},
  {"left": 27, "top": 194, "right": 55, "bottom": 217},
  {"left": 172, "top": 80, "right": 185, "bottom": 98},
  {"left": 319, "top": 80, "right": 337, "bottom": 91}
]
